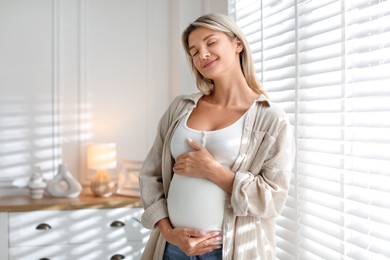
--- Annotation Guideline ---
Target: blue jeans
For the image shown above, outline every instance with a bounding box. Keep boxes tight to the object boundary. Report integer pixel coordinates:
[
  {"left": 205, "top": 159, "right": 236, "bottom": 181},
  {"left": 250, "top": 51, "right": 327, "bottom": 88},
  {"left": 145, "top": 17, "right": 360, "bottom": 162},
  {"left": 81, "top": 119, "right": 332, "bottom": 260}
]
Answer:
[{"left": 163, "top": 242, "right": 222, "bottom": 260}]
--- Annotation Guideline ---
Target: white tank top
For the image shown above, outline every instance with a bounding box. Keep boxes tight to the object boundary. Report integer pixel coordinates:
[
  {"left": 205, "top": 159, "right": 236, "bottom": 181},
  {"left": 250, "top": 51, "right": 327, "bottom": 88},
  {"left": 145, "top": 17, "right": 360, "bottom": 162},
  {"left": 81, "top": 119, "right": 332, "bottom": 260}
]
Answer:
[{"left": 167, "top": 109, "right": 246, "bottom": 231}]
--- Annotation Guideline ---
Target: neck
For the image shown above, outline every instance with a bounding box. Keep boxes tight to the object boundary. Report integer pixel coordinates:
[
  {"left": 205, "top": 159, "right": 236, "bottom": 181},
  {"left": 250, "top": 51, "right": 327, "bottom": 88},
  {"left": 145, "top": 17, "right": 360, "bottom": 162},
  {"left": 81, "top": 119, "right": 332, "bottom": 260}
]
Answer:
[{"left": 209, "top": 76, "right": 258, "bottom": 107}]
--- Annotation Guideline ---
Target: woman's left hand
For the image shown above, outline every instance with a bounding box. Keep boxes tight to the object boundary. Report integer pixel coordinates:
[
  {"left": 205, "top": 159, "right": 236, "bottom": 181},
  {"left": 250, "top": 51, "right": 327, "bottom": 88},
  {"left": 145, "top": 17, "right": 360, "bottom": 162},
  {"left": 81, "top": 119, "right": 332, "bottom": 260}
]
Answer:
[{"left": 173, "top": 138, "right": 218, "bottom": 180}]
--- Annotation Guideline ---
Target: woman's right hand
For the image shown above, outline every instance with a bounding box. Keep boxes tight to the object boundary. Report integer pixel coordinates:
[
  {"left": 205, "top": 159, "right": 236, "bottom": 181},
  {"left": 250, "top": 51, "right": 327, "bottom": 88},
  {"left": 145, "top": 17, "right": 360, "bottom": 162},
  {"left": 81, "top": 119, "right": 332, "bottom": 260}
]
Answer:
[{"left": 157, "top": 218, "right": 222, "bottom": 256}]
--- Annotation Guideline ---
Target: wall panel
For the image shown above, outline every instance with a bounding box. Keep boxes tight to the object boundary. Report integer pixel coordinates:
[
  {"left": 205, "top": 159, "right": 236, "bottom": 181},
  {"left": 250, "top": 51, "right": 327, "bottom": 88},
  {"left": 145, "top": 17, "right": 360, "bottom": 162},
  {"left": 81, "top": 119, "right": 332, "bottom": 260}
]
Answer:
[{"left": 0, "top": 0, "right": 54, "bottom": 195}]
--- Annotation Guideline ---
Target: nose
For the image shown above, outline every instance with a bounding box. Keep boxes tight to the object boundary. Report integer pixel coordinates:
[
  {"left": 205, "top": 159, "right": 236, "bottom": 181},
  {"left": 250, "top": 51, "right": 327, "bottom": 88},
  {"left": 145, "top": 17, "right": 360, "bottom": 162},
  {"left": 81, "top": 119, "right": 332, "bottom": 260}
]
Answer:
[{"left": 199, "top": 49, "right": 210, "bottom": 60}]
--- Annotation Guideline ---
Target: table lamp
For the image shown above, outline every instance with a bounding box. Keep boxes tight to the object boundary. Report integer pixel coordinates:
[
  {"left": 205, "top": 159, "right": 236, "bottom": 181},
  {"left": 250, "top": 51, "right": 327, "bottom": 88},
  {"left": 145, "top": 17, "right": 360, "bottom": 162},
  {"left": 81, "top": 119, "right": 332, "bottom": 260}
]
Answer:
[{"left": 87, "top": 143, "right": 117, "bottom": 197}]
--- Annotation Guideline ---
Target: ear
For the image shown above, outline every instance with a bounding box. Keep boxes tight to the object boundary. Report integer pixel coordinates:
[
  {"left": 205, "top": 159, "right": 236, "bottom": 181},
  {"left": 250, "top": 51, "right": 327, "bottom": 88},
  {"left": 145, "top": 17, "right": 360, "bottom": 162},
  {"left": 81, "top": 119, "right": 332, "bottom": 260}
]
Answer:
[{"left": 236, "top": 38, "right": 243, "bottom": 53}]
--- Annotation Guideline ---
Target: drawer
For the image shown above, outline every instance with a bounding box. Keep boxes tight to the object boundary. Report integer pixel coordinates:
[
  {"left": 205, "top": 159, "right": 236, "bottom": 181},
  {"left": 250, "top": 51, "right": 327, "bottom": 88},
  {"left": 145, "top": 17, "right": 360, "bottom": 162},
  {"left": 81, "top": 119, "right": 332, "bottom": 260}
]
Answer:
[
  {"left": 9, "top": 210, "right": 69, "bottom": 247},
  {"left": 9, "top": 208, "right": 148, "bottom": 247},
  {"left": 9, "top": 240, "right": 145, "bottom": 260}
]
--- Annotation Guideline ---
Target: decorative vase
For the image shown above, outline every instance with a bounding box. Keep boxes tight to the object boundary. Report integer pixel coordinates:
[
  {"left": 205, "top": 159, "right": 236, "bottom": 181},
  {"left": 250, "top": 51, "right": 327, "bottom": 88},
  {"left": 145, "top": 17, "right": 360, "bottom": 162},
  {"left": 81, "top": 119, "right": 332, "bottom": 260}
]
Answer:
[
  {"left": 27, "top": 167, "right": 47, "bottom": 199},
  {"left": 47, "top": 164, "right": 82, "bottom": 198}
]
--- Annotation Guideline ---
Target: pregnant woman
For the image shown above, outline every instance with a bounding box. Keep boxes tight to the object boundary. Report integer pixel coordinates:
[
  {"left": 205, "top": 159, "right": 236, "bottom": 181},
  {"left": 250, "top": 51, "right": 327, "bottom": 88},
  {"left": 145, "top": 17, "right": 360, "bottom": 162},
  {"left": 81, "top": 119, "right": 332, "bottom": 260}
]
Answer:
[{"left": 139, "top": 13, "right": 295, "bottom": 260}]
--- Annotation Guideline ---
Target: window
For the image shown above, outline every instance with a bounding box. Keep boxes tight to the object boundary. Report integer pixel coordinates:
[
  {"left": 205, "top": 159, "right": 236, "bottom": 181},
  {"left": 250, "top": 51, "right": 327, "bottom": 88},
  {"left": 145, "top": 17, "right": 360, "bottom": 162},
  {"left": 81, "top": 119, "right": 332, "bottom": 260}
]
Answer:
[{"left": 229, "top": 0, "right": 390, "bottom": 259}]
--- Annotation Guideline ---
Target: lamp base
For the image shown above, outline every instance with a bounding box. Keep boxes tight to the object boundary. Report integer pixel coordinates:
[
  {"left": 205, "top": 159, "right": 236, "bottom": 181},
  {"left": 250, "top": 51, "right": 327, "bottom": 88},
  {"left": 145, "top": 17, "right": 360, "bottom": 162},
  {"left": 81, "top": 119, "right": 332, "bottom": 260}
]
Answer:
[{"left": 90, "top": 170, "right": 117, "bottom": 197}]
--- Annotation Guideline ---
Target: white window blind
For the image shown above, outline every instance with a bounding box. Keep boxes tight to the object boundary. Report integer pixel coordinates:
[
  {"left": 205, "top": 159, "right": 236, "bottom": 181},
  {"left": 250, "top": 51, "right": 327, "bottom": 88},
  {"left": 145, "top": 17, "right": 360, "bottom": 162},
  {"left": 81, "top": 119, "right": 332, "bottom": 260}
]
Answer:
[{"left": 230, "top": 0, "right": 390, "bottom": 259}]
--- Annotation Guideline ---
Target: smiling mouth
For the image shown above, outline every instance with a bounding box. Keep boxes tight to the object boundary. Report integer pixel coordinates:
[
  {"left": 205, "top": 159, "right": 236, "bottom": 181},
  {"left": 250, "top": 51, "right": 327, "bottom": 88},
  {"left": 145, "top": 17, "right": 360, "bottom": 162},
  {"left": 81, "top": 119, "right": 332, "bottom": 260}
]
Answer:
[{"left": 203, "top": 59, "right": 217, "bottom": 69}]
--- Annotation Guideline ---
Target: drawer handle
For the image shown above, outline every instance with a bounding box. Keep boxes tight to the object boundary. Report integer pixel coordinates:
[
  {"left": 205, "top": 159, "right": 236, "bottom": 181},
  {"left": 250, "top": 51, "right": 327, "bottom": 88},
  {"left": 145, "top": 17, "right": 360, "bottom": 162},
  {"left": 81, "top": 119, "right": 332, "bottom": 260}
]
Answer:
[
  {"left": 110, "top": 254, "right": 125, "bottom": 260},
  {"left": 110, "top": 220, "right": 125, "bottom": 227},
  {"left": 36, "top": 223, "right": 52, "bottom": 230},
  {"left": 39, "top": 258, "right": 50, "bottom": 260}
]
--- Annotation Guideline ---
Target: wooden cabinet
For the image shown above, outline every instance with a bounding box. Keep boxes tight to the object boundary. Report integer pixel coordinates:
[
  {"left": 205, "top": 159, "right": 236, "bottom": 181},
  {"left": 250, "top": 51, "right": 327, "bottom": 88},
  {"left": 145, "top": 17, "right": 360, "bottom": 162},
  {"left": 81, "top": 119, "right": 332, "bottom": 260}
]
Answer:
[{"left": 0, "top": 195, "right": 149, "bottom": 260}]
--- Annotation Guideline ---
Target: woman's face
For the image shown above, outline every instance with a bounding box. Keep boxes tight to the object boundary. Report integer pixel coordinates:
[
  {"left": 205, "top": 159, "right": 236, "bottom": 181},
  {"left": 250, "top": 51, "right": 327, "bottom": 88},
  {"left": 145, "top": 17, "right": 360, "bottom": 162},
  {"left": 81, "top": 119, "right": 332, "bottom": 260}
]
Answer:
[{"left": 187, "top": 27, "right": 242, "bottom": 81}]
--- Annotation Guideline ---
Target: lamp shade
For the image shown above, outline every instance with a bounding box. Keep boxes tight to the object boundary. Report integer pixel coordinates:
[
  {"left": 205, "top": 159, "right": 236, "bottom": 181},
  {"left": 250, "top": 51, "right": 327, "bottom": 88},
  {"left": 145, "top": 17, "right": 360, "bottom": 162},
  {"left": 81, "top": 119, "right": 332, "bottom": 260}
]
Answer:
[{"left": 87, "top": 143, "right": 117, "bottom": 170}]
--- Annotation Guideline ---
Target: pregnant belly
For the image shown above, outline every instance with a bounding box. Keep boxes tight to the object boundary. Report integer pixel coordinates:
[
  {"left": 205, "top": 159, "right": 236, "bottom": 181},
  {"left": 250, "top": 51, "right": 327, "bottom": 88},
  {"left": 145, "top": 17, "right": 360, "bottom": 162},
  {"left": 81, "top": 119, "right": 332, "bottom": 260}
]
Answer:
[{"left": 167, "top": 174, "right": 226, "bottom": 232}]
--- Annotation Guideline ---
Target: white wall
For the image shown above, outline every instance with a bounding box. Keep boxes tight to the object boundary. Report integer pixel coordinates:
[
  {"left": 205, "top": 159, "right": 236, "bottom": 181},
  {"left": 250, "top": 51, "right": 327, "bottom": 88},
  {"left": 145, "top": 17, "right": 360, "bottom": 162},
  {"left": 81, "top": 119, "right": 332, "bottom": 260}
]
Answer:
[
  {"left": 171, "top": 0, "right": 228, "bottom": 96},
  {"left": 0, "top": 0, "right": 227, "bottom": 194}
]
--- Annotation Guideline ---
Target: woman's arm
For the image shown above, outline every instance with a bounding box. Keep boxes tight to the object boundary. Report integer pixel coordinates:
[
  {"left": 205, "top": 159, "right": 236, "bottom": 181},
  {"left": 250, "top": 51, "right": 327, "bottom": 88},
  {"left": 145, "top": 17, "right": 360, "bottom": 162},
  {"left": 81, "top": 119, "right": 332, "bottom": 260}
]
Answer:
[
  {"left": 139, "top": 96, "right": 184, "bottom": 229},
  {"left": 231, "top": 119, "right": 296, "bottom": 218},
  {"left": 173, "top": 112, "right": 295, "bottom": 219},
  {"left": 173, "top": 138, "right": 235, "bottom": 194}
]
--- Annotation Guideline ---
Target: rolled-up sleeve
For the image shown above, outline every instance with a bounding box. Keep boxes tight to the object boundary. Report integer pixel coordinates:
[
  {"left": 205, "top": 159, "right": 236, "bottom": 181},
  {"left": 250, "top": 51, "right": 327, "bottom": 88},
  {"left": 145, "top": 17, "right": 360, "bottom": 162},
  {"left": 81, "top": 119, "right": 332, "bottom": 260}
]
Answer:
[{"left": 231, "top": 112, "right": 295, "bottom": 218}]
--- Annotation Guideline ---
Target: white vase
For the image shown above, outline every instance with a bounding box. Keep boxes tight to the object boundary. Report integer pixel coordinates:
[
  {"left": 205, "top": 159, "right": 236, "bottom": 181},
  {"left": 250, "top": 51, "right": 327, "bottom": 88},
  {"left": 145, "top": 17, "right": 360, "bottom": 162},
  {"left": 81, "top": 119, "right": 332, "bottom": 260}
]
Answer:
[
  {"left": 27, "top": 167, "right": 47, "bottom": 199},
  {"left": 47, "top": 164, "right": 82, "bottom": 198}
]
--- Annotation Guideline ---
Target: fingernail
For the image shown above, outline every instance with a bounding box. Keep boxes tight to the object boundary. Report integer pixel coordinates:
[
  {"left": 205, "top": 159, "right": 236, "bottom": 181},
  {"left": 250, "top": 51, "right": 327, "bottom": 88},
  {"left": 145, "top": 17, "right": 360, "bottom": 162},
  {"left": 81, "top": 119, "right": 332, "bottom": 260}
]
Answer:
[{"left": 187, "top": 137, "right": 193, "bottom": 143}]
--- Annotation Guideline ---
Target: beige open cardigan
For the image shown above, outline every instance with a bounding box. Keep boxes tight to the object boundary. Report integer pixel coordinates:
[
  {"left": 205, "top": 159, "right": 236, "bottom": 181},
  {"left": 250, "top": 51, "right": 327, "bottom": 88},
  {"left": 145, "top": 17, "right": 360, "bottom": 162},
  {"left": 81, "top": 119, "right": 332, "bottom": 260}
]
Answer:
[{"left": 139, "top": 93, "right": 295, "bottom": 260}]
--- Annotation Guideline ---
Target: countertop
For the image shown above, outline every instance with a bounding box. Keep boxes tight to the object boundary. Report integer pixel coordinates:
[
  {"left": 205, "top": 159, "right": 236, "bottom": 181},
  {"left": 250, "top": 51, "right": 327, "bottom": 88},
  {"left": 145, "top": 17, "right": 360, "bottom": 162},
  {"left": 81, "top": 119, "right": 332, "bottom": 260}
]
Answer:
[{"left": 0, "top": 193, "right": 142, "bottom": 212}]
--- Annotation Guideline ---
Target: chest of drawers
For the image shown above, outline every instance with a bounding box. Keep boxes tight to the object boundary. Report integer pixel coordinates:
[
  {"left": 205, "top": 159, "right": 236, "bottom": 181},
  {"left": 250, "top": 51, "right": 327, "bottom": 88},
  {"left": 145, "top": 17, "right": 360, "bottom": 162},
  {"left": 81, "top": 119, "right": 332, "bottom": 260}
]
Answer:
[{"left": 0, "top": 195, "right": 149, "bottom": 260}]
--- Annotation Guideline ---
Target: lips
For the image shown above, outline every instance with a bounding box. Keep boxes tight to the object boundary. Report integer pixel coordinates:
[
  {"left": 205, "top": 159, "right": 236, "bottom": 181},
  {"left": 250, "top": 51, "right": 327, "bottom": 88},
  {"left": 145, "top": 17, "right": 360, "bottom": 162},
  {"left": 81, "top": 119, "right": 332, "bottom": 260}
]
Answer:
[{"left": 203, "top": 58, "right": 217, "bottom": 69}]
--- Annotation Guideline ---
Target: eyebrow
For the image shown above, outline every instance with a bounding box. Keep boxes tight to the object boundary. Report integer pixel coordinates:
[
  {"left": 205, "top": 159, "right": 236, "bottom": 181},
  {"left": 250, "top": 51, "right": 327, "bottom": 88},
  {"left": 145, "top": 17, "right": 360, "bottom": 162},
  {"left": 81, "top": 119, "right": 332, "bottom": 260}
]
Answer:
[{"left": 189, "top": 33, "right": 216, "bottom": 51}]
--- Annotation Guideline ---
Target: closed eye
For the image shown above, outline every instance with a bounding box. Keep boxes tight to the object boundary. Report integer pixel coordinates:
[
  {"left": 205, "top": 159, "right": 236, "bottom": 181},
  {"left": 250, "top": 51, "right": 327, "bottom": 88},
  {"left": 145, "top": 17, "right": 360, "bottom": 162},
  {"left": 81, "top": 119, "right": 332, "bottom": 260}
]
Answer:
[{"left": 191, "top": 51, "right": 199, "bottom": 57}]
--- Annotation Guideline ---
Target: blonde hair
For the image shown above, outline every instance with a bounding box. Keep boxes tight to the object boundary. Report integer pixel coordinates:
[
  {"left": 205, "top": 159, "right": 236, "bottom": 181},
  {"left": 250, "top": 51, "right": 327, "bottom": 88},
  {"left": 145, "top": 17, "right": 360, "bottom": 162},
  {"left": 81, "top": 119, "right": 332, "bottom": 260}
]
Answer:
[{"left": 182, "top": 13, "right": 266, "bottom": 96}]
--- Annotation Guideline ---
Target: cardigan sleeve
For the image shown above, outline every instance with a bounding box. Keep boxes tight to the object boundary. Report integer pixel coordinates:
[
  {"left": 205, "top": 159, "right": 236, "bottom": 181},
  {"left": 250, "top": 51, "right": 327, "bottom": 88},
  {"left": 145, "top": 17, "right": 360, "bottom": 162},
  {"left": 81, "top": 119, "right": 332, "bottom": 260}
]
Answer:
[
  {"left": 139, "top": 96, "right": 184, "bottom": 229},
  {"left": 230, "top": 107, "right": 295, "bottom": 218}
]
